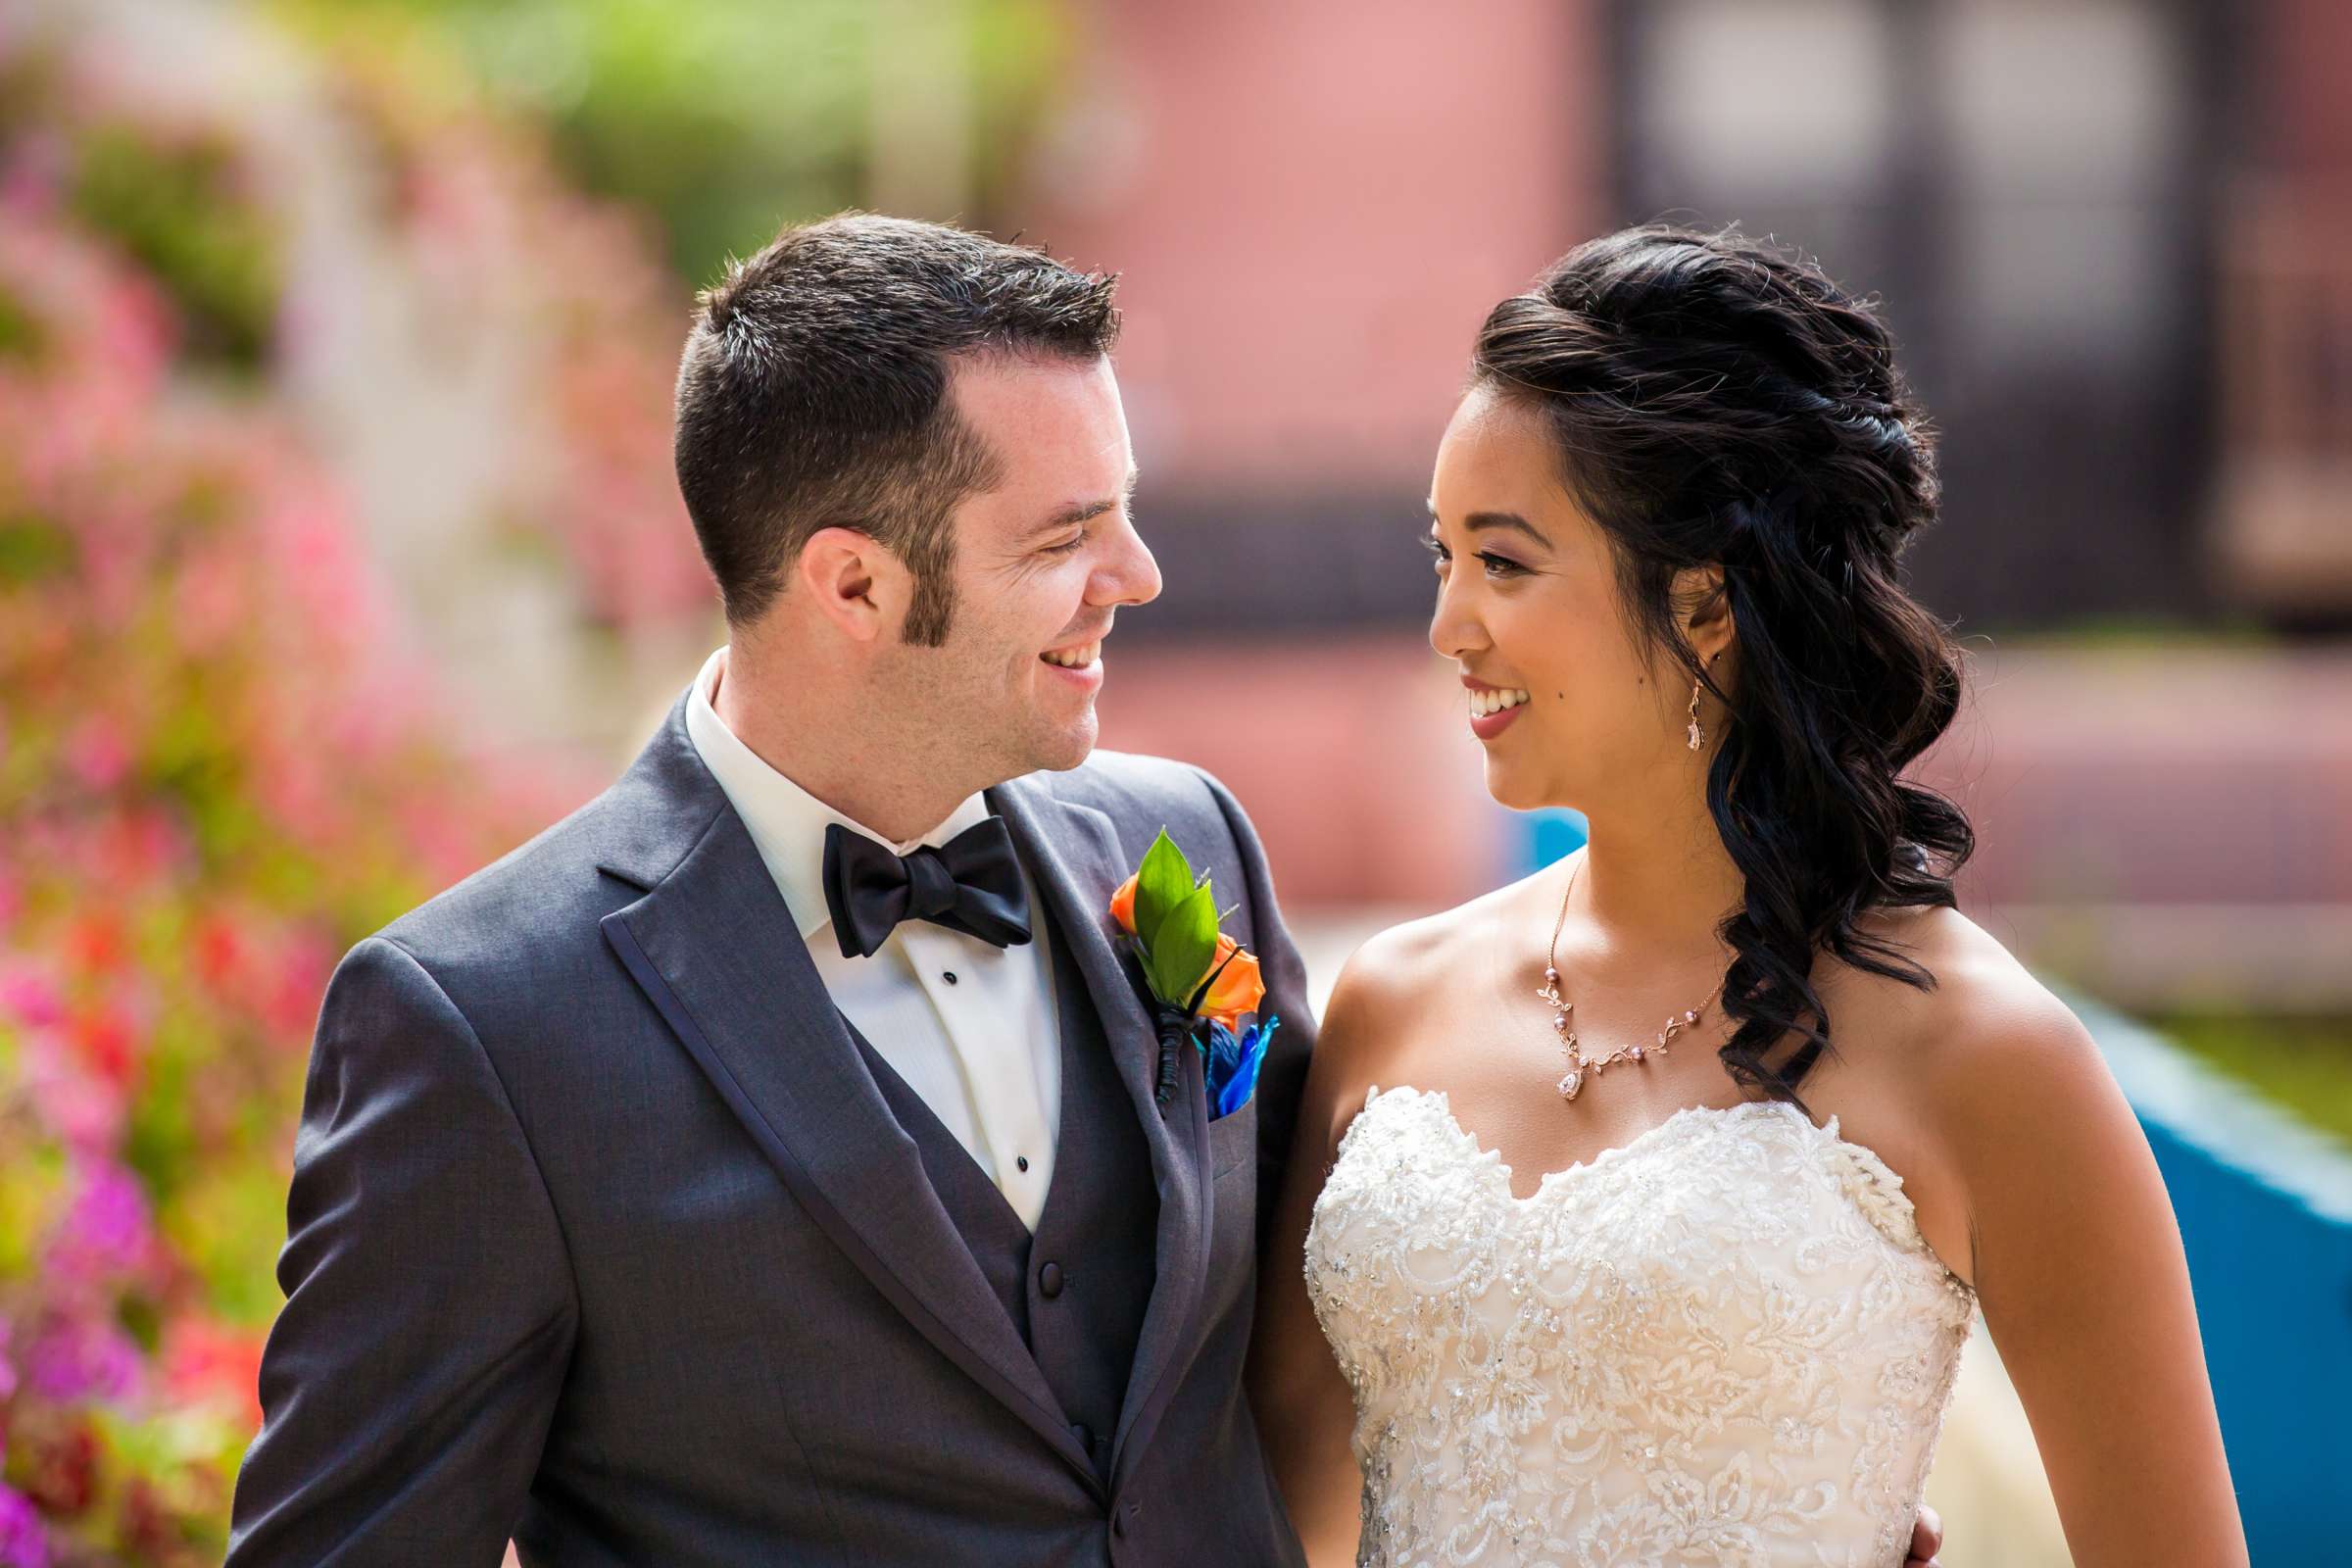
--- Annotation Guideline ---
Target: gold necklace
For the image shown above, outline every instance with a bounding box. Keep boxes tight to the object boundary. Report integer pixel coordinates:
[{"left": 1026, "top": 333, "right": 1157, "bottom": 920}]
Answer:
[{"left": 1537, "top": 854, "right": 1728, "bottom": 1102}]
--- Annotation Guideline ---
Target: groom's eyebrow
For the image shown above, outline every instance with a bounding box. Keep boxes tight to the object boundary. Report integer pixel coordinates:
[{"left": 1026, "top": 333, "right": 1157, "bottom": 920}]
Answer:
[
  {"left": 1029, "top": 468, "right": 1141, "bottom": 538},
  {"left": 1426, "top": 500, "right": 1550, "bottom": 547}
]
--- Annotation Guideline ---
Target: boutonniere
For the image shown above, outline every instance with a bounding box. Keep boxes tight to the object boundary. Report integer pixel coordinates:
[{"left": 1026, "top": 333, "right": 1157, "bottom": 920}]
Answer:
[{"left": 1108, "top": 831, "right": 1279, "bottom": 1122}]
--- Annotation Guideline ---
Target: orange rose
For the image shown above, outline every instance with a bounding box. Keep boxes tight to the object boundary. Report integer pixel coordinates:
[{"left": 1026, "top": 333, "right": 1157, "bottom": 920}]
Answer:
[
  {"left": 1201, "top": 933, "right": 1264, "bottom": 1028},
  {"left": 1109, "top": 871, "right": 1139, "bottom": 935}
]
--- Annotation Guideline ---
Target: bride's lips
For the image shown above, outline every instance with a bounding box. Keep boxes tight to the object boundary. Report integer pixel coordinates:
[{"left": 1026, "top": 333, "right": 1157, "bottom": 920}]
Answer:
[
  {"left": 1470, "top": 703, "right": 1522, "bottom": 741},
  {"left": 1463, "top": 674, "right": 1531, "bottom": 742}
]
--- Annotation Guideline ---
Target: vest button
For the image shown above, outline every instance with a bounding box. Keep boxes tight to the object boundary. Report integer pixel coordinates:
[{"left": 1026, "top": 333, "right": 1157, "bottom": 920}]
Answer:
[
  {"left": 1039, "top": 1260, "right": 1064, "bottom": 1298},
  {"left": 1071, "top": 1420, "right": 1094, "bottom": 1450}
]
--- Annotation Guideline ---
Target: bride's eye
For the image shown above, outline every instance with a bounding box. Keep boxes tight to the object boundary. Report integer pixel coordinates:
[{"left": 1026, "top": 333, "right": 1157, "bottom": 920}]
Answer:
[{"left": 1425, "top": 535, "right": 1526, "bottom": 579}]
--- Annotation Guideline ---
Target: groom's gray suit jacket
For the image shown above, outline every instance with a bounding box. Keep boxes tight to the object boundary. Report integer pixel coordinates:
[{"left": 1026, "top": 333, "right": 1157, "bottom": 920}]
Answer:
[{"left": 225, "top": 694, "right": 1316, "bottom": 1566}]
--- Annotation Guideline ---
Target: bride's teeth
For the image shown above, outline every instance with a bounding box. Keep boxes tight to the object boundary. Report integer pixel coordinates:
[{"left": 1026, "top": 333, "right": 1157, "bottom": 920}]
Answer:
[{"left": 1468, "top": 687, "right": 1532, "bottom": 718}]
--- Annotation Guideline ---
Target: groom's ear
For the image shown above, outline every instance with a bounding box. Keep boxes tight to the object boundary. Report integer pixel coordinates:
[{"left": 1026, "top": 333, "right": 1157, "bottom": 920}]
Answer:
[{"left": 797, "top": 526, "right": 904, "bottom": 644}]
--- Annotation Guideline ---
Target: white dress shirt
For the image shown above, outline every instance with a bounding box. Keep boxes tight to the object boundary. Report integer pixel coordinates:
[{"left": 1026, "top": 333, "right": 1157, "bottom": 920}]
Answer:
[{"left": 684, "top": 646, "right": 1061, "bottom": 1229}]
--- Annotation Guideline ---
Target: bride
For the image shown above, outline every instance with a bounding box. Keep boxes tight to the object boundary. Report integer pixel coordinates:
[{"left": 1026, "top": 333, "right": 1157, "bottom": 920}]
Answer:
[{"left": 1248, "top": 224, "right": 2246, "bottom": 1566}]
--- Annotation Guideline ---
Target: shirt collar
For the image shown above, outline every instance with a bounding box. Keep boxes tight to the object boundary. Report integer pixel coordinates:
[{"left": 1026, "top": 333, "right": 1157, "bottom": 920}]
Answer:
[{"left": 683, "top": 645, "right": 992, "bottom": 943}]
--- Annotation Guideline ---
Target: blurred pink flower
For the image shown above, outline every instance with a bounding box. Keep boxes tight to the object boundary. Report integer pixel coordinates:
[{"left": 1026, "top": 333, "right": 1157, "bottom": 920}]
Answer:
[
  {"left": 24, "top": 1314, "right": 141, "bottom": 1404},
  {"left": 0, "top": 1485, "right": 51, "bottom": 1568},
  {"left": 48, "top": 1161, "right": 159, "bottom": 1284},
  {"left": 63, "top": 714, "right": 133, "bottom": 791},
  {"left": 19, "top": 1030, "right": 128, "bottom": 1151},
  {"left": 0, "top": 966, "right": 66, "bottom": 1028}
]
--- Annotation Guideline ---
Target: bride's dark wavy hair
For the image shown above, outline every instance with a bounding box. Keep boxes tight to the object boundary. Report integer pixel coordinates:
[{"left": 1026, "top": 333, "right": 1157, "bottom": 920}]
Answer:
[{"left": 1473, "top": 222, "right": 1974, "bottom": 1109}]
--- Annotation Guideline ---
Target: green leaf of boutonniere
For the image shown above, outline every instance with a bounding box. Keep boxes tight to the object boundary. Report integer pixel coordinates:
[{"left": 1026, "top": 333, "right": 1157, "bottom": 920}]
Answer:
[
  {"left": 1150, "top": 880, "right": 1218, "bottom": 1005},
  {"left": 1133, "top": 829, "right": 1194, "bottom": 951}
]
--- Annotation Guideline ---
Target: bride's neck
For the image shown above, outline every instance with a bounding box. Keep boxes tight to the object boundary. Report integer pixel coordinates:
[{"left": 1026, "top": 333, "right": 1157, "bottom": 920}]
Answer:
[{"left": 1573, "top": 808, "right": 1746, "bottom": 954}]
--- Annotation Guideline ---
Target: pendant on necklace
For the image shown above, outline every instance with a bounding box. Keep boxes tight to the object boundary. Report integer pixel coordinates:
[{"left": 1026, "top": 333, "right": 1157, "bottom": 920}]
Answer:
[{"left": 1557, "top": 1064, "right": 1585, "bottom": 1101}]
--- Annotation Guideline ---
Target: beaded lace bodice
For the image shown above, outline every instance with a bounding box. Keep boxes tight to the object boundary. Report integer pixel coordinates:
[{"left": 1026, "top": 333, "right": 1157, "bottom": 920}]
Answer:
[{"left": 1302, "top": 1086, "right": 1977, "bottom": 1567}]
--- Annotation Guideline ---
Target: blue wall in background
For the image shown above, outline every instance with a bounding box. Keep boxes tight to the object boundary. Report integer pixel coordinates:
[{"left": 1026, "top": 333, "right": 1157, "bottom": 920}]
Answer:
[
  {"left": 1522, "top": 808, "right": 1590, "bottom": 870},
  {"left": 2138, "top": 1118, "right": 2351, "bottom": 1561},
  {"left": 2080, "top": 1002, "right": 2352, "bottom": 1566}
]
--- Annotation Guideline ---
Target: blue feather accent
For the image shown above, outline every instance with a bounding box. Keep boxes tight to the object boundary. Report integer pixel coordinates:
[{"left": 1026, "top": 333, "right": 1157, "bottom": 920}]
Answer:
[{"left": 1208, "top": 1016, "right": 1277, "bottom": 1121}]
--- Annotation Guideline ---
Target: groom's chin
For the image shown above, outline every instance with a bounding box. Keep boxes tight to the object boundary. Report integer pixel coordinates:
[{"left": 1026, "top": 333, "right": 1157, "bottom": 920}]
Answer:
[{"left": 1028, "top": 710, "right": 1100, "bottom": 774}]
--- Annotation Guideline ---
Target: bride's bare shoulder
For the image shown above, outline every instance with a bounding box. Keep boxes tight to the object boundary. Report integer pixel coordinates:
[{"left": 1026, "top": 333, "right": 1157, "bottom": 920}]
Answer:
[
  {"left": 1340, "top": 870, "right": 1549, "bottom": 1004},
  {"left": 1818, "top": 903, "right": 2070, "bottom": 1063},
  {"left": 1318, "top": 866, "right": 1556, "bottom": 1074},
  {"left": 1298, "top": 878, "right": 1545, "bottom": 1153},
  {"left": 1819, "top": 903, "right": 2121, "bottom": 1161}
]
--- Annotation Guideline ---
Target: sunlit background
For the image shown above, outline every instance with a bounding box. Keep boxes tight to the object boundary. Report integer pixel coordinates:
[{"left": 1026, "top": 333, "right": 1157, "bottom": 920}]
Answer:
[{"left": 1, "top": 0, "right": 2344, "bottom": 1562}]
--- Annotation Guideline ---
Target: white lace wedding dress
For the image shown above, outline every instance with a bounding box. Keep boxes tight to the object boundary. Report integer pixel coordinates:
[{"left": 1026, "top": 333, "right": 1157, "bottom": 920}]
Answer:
[{"left": 1302, "top": 1086, "right": 1977, "bottom": 1567}]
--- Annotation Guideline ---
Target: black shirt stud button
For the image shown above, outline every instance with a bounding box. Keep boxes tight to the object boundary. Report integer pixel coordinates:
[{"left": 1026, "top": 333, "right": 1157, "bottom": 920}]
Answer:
[
  {"left": 1016, "top": 1154, "right": 1030, "bottom": 1172},
  {"left": 942, "top": 970, "right": 958, "bottom": 985}
]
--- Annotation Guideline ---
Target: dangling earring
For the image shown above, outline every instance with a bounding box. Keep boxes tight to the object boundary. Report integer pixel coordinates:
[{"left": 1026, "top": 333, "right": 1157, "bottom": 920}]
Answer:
[{"left": 1686, "top": 650, "right": 1722, "bottom": 751}]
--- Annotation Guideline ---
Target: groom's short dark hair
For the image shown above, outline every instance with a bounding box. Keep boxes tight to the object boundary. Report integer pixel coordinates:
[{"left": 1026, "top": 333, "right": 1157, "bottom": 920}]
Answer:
[{"left": 673, "top": 213, "right": 1120, "bottom": 643}]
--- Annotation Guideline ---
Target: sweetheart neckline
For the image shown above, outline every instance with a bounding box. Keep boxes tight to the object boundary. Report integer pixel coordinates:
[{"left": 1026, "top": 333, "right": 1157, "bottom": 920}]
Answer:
[{"left": 1354, "top": 1084, "right": 1973, "bottom": 1293}]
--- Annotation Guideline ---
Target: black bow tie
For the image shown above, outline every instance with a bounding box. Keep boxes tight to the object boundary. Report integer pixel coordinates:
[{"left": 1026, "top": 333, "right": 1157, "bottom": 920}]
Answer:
[{"left": 821, "top": 817, "right": 1034, "bottom": 960}]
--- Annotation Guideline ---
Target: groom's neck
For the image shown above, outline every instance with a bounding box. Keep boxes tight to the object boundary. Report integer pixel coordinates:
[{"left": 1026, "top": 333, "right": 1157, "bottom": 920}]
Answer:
[{"left": 712, "top": 635, "right": 982, "bottom": 844}]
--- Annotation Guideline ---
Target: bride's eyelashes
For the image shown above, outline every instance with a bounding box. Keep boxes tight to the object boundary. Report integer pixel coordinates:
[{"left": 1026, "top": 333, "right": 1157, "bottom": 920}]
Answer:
[{"left": 1423, "top": 534, "right": 1530, "bottom": 580}]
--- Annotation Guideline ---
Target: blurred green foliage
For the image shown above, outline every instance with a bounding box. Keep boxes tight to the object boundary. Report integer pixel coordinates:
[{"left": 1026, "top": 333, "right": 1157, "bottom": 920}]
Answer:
[
  {"left": 277, "top": 0, "right": 1076, "bottom": 287},
  {"left": 1979, "top": 615, "right": 2284, "bottom": 650},
  {"left": 0, "top": 277, "right": 40, "bottom": 361},
  {"left": 70, "top": 126, "right": 281, "bottom": 372},
  {"left": 2151, "top": 1011, "right": 2352, "bottom": 1151}
]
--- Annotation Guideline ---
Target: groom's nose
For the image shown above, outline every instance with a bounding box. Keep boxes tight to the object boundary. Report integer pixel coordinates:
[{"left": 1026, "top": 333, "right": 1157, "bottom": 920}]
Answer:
[{"left": 1091, "top": 511, "right": 1161, "bottom": 609}]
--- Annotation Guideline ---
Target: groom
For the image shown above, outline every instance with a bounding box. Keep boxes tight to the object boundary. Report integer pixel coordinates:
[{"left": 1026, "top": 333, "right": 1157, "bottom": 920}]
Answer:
[
  {"left": 225, "top": 214, "right": 1313, "bottom": 1565},
  {"left": 228, "top": 213, "right": 1947, "bottom": 1566}
]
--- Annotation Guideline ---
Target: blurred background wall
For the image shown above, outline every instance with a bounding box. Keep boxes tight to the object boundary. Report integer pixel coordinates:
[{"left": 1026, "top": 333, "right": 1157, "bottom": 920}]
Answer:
[{"left": 1, "top": 0, "right": 2344, "bottom": 1562}]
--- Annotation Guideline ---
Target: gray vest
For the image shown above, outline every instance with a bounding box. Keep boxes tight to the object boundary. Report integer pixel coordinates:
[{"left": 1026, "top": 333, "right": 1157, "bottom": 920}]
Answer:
[{"left": 844, "top": 904, "right": 1159, "bottom": 1481}]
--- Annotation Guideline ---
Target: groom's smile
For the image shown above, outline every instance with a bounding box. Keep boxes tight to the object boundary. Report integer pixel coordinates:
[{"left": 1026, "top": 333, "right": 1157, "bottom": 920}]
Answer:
[{"left": 1039, "top": 636, "right": 1106, "bottom": 692}]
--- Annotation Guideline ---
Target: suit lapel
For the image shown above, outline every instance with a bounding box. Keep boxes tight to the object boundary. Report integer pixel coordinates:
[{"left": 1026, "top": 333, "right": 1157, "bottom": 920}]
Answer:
[
  {"left": 598, "top": 706, "right": 1100, "bottom": 1495},
  {"left": 989, "top": 774, "right": 1216, "bottom": 1483}
]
